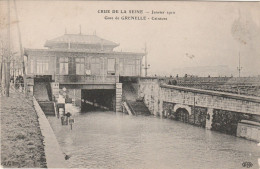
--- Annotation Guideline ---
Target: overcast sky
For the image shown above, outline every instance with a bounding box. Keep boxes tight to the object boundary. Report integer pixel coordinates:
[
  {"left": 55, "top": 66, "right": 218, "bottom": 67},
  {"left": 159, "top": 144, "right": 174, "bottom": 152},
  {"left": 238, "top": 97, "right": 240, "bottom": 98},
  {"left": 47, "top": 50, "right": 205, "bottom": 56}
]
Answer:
[{"left": 1, "top": 1, "right": 260, "bottom": 76}]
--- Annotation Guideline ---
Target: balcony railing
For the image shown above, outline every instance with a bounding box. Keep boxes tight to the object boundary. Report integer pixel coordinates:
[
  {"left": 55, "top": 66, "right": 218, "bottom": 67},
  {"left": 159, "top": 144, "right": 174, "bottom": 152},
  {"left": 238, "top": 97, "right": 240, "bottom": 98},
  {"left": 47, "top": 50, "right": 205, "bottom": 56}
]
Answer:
[{"left": 55, "top": 75, "right": 119, "bottom": 84}]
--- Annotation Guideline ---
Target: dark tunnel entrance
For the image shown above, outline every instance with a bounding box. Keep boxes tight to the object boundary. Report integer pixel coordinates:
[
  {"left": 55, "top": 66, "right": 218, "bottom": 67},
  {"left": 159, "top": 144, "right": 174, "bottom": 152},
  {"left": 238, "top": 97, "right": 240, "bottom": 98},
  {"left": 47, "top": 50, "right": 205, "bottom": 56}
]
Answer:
[{"left": 81, "top": 89, "right": 115, "bottom": 112}]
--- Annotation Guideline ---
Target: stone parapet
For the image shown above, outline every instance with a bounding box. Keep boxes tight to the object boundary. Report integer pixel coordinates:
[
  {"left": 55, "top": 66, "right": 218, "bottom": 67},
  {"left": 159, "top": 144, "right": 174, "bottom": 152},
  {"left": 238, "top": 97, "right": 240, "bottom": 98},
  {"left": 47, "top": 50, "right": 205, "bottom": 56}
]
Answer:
[{"left": 33, "top": 97, "right": 68, "bottom": 168}]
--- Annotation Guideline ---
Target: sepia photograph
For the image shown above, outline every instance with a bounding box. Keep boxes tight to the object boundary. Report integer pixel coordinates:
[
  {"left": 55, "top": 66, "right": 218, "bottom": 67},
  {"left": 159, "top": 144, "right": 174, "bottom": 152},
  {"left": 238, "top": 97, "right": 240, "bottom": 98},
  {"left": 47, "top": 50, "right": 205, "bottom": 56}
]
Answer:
[{"left": 0, "top": 0, "right": 260, "bottom": 168}]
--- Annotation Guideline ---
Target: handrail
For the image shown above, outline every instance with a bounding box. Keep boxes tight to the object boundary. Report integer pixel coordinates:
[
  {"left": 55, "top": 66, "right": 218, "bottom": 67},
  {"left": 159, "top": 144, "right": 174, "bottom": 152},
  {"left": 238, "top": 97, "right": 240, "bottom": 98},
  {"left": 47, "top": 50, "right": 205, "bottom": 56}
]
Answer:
[
  {"left": 160, "top": 84, "right": 260, "bottom": 103},
  {"left": 55, "top": 74, "right": 119, "bottom": 84},
  {"left": 123, "top": 102, "right": 133, "bottom": 115},
  {"left": 125, "top": 100, "right": 136, "bottom": 116}
]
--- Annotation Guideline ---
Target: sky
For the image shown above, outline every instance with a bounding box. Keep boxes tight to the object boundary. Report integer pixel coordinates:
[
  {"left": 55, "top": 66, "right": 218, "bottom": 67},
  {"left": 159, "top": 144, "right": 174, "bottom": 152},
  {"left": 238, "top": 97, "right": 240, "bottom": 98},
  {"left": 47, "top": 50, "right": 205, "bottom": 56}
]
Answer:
[{"left": 0, "top": 1, "right": 260, "bottom": 77}]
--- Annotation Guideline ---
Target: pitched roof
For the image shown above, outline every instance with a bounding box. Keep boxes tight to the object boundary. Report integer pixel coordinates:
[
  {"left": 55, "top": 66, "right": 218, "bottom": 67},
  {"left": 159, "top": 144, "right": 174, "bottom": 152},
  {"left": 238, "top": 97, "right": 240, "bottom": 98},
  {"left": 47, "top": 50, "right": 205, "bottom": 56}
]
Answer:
[
  {"left": 24, "top": 48, "right": 145, "bottom": 56},
  {"left": 44, "top": 34, "right": 119, "bottom": 47}
]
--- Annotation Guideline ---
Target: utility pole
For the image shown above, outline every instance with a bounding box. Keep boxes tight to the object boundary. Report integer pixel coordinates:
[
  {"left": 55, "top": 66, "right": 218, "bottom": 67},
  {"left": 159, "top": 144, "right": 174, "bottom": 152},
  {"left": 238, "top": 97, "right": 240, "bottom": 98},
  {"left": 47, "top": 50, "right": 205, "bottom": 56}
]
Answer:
[
  {"left": 4, "top": 0, "right": 11, "bottom": 97},
  {"left": 144, "top": 43, "right": 150, "bottom": 77},
  {"left": 14, "top": 0, "right": 27, "bottom": 95},
  {"left": 237, "top": 52, "right": 242, "bottom": 77}
]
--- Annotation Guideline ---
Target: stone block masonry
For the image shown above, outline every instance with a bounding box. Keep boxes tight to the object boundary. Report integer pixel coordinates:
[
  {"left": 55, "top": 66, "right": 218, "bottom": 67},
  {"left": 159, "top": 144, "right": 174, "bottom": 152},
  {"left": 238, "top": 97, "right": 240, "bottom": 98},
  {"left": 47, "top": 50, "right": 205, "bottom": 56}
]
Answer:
[
  {"left": 138, "top": 77, "right": 260, "bottom": 140},
  {"left": 116, "top": 83, "right": 123, "bottom": 112},
  {"left": 237, "top": 120, "right": 260, "bottom": 142}
]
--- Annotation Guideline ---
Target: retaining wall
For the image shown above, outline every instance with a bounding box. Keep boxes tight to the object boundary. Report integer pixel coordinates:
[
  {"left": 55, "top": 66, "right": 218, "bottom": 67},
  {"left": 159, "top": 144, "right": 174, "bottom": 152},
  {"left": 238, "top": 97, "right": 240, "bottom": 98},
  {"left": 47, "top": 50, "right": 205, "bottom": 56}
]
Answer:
[{"left": 33, "top": 97, "right": 68, "bottom": 168}]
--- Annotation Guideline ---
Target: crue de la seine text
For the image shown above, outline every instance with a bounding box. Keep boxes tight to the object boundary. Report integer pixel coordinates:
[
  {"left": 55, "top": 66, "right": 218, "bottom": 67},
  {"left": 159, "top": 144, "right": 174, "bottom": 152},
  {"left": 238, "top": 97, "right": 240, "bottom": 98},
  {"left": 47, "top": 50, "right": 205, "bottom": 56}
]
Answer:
[{"left": 97, "top": 9, "right": 175, "bottom": 21}]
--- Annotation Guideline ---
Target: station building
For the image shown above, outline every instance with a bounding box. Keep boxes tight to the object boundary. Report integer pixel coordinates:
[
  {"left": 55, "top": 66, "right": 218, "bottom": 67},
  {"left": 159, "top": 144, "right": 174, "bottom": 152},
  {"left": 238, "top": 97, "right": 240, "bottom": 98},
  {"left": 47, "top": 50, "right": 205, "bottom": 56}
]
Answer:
[{"left": 25, "top": 33, "right": 145, "bottom": 112}]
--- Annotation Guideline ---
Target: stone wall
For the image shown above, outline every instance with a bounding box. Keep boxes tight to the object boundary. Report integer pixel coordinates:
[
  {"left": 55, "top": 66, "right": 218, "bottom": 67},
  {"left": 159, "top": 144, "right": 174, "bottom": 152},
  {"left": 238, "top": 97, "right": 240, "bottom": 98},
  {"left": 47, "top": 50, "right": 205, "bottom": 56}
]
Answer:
[
  {"left": 237, "top": 120, "right": 260, "bottom": 142},
  {"left": 161, "top": 102, "right": 207, "bottom": 127},
  {"left": 116, "top": 83, "right": 122, "bottom": 112},
  {"left": 190, "top": 106, "right": 207, "bottom": 127},
  {"left": 139, "top": 77, "right": 161, "bottom": 116},
  {"left": 162, "top": 102, "right": 175, "bottom": 118},
  {"left": 211, "top": 109, "right": 251, "bottom": 135},
  {"left": 33, "top": 97, "right": 67, "bottom": 168},
  {"left": 139, "top": 77, "right": 260, "bottom": 138},
  {"left": 160, "top": 84, "right": 260, "bottom": 115}
]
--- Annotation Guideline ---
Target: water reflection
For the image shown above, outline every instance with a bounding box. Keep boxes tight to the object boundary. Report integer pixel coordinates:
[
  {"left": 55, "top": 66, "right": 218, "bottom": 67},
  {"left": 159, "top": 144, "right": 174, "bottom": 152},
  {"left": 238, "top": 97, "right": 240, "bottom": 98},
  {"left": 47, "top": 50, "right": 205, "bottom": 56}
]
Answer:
[{"left": 47, "top": 104, "right": 260, "bottom": 169}]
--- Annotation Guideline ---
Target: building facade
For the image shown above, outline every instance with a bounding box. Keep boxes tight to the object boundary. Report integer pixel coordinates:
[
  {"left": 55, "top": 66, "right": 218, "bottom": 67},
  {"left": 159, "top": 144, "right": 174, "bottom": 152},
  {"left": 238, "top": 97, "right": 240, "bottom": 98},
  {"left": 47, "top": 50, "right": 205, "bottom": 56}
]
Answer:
[
  {"left": 25, "top": 33, "right": 144, "bottom": 82},
  {"left": 25, "top": 33, "right": 145, "bottom": 112}
]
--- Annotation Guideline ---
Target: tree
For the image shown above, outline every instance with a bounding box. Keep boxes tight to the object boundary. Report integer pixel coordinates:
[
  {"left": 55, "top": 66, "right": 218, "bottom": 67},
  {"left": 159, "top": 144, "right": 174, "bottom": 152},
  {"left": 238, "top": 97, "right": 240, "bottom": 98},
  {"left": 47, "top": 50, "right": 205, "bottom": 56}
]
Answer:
[
  {"left": 0, "top": 0, "right": 11, "bottom": 97},
  {"left": 1, "top": 0, "right": 23, "bottom": 97},
  {"left": 0, "top": 39, "right": 17, "bottom": 97},
  {"left": 1, "top": 40, "right": 10, "bottom": 96}
]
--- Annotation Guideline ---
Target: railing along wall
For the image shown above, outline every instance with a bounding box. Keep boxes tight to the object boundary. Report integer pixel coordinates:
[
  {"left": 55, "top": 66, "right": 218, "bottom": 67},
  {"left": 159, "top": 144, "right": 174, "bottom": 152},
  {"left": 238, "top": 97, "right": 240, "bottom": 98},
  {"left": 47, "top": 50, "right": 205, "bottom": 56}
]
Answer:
[
  {"left": 138, "top": 77, "right": 260, "bottom": 116},
  {"left": 160, "top": 84, "right": 260, "bottom": 115},
  {"left": 55, "top": 75, "right": 119, "bottom": 84}
]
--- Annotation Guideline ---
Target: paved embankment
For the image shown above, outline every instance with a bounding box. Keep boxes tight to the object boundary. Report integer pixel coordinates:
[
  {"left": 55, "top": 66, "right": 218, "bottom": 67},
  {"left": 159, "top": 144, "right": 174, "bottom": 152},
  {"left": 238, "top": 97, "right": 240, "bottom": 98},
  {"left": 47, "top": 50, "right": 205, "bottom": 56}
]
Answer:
[
  {"left": 33, "top": 96, "right": 68, "bottom": 168},
  {"left": 0, "top": 89, "right": 47, "bottom": 168}
]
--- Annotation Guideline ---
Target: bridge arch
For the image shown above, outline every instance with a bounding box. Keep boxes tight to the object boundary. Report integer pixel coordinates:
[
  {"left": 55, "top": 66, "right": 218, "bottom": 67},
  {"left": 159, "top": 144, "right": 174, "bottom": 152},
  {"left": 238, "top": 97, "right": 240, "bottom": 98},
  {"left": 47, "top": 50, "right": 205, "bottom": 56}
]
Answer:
[
  {"left": 175, "top": 108, "right": 190, "bottom": 123},
  {"left": 173, "top": 104, "right": 191, "bottom": 115}
]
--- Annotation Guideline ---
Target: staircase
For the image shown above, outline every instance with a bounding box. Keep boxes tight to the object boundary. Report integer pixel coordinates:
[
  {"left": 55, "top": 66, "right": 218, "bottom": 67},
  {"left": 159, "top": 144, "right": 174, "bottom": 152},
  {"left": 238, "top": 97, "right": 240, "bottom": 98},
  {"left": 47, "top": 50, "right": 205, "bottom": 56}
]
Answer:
[
  {"left": 34, "top": 82, "right": 50, "bottom": 101},
  {"left": 127, "top": 100, "right": 150, "bottom": 116},
  {"left": 34, "top": 82, "right": 55, "bottom": 115},
  {"left": 122, "top": 82, "right": 150, "bottom": 116},
  {"left": 38, "top": 101, "right": 55, "bottom": 115},
  {"left": 122, "top": 82, "right": 137, "bottom": 101}
]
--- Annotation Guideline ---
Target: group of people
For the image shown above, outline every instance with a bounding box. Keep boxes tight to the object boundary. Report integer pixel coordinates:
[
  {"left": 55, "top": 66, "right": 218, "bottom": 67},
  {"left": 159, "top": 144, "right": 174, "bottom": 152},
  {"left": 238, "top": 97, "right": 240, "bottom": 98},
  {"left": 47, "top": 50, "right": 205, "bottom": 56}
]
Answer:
[
  {"left": 59, "top": 109, "right": 71, "bottom": 125},
  {"left": 10, "top": 75, "right": 24, "bottom": 89}
]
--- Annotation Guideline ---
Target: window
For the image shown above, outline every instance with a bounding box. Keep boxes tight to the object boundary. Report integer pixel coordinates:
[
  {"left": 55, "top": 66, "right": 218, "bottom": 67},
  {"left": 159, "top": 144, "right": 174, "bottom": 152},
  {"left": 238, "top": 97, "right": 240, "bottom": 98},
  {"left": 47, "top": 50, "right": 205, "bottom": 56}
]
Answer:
[
  {"left": 135, "top": 59, "right": 140, "bottom": 76},
  {"left": 107, "top": 58, "right": 115, "bottom": 72},
  {"left": 30, "top": 59, "right": 34, "bottom": 74},
  {"left": 119, "top": 58, "right": 124, "bottom": 75},
  {"left": 91, "top": 57, "right": 100, "bottom": 75},
  {"left": 59, "top": 57, "right": 68, "bottom": 75},
  {"left": 125, "top": 59, "right": 135, "bottom": 76},
  {"left": 36, "top": 58, "right": 49, "bottom": 74},
  {"left": 76, "top": 58, "right": 85, "bottom": 75}
]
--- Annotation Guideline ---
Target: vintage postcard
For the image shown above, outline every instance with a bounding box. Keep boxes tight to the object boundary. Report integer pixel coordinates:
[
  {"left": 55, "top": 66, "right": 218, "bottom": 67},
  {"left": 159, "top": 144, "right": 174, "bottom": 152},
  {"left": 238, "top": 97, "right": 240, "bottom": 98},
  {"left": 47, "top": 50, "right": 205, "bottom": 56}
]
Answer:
[{"left": 0, "top": 1, "right": 260, "bottom": 169}]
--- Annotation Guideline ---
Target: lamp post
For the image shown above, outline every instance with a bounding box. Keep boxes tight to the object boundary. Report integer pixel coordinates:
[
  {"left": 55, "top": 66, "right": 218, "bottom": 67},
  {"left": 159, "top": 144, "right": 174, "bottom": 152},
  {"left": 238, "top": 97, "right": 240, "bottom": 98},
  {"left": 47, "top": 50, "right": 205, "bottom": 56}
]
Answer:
[
  {"left": 143, "top": 43, "right": 150, "bottom": 77},
  {"left": 143, "top": 64, "right": 150, "bottom": 77},
  {"left": 237, "top": 52, "right": 242, "bottom": 78}
]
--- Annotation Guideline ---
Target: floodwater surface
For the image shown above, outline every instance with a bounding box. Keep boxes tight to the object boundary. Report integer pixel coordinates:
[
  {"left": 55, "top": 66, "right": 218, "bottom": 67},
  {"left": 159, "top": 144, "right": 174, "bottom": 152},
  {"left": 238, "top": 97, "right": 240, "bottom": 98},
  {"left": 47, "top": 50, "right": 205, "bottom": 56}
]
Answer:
[{"left": 47, "top": 105, "right": 260, "bottom": 169}]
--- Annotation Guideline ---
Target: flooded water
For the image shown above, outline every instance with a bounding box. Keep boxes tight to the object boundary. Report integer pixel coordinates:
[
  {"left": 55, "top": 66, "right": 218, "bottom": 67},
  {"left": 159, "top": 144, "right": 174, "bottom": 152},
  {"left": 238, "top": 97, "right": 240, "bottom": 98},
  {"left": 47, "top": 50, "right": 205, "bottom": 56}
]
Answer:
[{"left": 47, "top": 105, "right": 260, "bottom": 169}]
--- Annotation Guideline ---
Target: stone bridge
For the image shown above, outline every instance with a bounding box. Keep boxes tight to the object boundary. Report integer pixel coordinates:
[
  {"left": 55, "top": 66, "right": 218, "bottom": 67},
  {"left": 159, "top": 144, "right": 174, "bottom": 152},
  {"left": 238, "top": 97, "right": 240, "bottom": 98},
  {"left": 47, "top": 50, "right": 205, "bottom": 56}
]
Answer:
[{"left": 138, "top": 77, "right": 260, "bottom": 141}]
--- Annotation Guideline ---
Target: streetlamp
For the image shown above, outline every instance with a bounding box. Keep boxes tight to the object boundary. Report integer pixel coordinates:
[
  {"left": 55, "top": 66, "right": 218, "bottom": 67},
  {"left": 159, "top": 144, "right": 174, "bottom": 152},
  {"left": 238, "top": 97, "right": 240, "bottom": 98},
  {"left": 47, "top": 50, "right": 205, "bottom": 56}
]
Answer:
[
  {"left": 142, "top": 64, "right": 150, "bottom": 77},
  {"left": 237, "top": 52, "right": 243, "bottom": 78}
]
